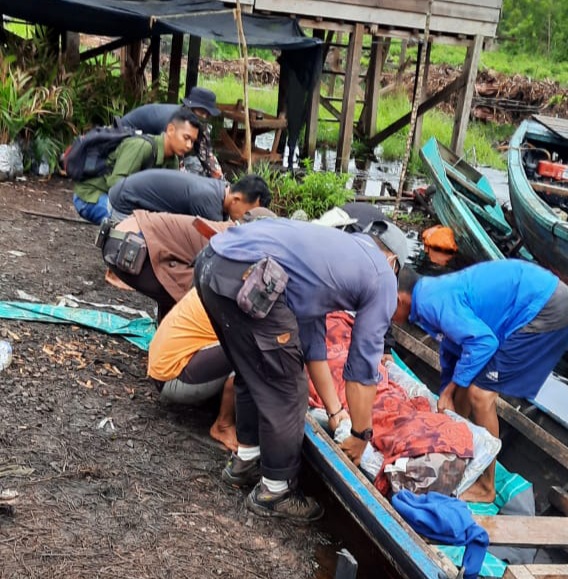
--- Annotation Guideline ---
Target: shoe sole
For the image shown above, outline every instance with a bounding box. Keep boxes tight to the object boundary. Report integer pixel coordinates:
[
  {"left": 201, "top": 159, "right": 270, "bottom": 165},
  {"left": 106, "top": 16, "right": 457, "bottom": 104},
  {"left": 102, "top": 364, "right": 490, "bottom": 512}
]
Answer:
[{"left": 245, "top": 494, "right": 325, "bottom": 524}]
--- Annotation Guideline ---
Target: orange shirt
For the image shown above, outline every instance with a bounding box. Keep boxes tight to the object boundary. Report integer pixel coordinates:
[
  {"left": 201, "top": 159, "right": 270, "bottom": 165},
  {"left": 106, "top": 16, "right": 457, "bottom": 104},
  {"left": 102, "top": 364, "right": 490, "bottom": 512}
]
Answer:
[{"left": 147, "top": 288, "right": 218, "bottom": 381}]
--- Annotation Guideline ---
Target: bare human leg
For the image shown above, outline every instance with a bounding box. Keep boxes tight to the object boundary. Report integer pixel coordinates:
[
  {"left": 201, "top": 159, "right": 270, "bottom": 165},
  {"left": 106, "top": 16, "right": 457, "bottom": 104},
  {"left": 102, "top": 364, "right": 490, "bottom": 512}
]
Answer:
[
  {"left": 458, "top": 384, "right": 499, "bottom": 503},
  {"left": 210, "top": 375, "right": 237, "bottom": 452}
]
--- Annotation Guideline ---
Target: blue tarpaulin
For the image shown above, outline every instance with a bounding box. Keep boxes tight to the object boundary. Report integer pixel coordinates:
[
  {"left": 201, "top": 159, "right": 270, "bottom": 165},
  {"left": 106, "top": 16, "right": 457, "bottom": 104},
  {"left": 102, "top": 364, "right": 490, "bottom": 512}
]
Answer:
[{"left": 0, "top": 301, "right": 156, "bottom": 351}]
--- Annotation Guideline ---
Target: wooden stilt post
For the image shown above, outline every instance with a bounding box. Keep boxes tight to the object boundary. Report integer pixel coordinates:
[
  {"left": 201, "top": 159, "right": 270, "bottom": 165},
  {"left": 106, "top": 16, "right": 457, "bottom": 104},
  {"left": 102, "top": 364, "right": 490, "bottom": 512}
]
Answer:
[
  {"left": 451, "top": 34, "right": 483, "bottom": 156},
  {"left": 185, "top": 35, "right": 201, "bottom": 97},
  {"left": 303, "top": 28, "right": 325, "bottom": 162},
  {"left": 359, "top": 36, "right": 389, "bottom": 139},
  {"left": 167, "top": 32, "right": 184, "bottom": 103},
  {"left": 234, "top": 0, "right": 252, "bottom": 173},
  {"left": 412, "top": 40, "right": 432, "bottom": 152},
  {"left": 336, "top": 22, "right": 364, "bottom": 173},
  {"left": 396, "top": 0, "right": 432, "bottom": 206},
  {"left": 151, "top": 35, "right": 160, "bottom": 92}
]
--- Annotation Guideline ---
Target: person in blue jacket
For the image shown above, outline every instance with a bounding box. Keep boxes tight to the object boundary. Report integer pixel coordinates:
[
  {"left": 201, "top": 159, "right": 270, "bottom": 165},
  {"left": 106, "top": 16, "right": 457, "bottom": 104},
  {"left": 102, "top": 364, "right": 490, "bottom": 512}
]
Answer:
[{"left": 393, "top": 260, "right": 568, "bottom": 503}]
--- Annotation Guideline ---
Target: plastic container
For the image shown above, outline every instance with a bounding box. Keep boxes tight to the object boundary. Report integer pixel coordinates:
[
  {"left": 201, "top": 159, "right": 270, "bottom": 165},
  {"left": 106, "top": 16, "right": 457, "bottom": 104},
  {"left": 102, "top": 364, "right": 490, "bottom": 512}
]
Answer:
[{"left": 0, "top": 340, "right": 13, "bottom": 372}]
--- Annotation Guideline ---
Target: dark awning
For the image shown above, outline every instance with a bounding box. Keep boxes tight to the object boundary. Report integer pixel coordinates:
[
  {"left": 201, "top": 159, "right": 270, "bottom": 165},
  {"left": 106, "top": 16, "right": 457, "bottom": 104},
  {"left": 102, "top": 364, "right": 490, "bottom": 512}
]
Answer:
[{"left": 0, "top": 0, "right": 319, "bottom": 48}]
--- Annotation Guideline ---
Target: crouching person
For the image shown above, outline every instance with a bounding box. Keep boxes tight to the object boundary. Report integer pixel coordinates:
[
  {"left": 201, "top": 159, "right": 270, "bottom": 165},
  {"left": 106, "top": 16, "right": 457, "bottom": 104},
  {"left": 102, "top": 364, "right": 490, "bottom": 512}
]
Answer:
[{"left": 148, "top": 288, "right": 237, "bottom": 451}]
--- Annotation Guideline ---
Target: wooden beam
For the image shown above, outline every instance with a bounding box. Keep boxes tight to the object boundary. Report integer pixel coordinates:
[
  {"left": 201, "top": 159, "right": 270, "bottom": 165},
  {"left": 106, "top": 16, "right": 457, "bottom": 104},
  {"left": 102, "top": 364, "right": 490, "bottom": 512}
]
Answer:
[
  {"left": 336, "top": 22, "right": 364, "bottom": 173},
  {"left": 549, "top": 486, "right": 568, "bottom": 516},
  {"left": 367, "top": 74, "right": 466, "bottom": 147},
  {"left": 473, "top": 516, "right": 568, "bottom": 547},
  {"left": 80, "top": 36, "right": 134, "bottom": 62},
  {"left": 504, "top": 565, "right": 568, "bottom": 579},
  {"left": 412, "top": 40, "right": 432, "bottom": 152},
  {"left": 391, "top": 322, "right": 568, "bottom": 471},
  {"left": 185, "top": 35, "right": 201, "bottom": 97},
  {"left": 151, "top": 35, "right": 160, "bottom": 90},
  {"left": 359, "top": 37, "right": 390, "bottom": 138},
  {"left": 451, "top": 34, "right": 483, "bottom": 155},
  {"left": 167, "top": 32, "right": 184, "bottom": 103}
]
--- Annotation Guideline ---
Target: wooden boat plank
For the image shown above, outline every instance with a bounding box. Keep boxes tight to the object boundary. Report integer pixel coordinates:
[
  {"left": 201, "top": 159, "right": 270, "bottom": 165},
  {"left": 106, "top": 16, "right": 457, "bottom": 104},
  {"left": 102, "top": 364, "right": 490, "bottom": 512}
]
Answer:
[
  {"left": 445, "top": 163, "right": 496, "bottom": 206},
  {"left": 531, "top": 180, "right": 568, "bottom": 199},
  {"left": 473, "top": 515, "right": 568, "bottom": 547},
  {"left": 532, "top": 115, "right": 568, "bottom": 141},
  {"left": 392, "top": 323, "right": 568, "bottom": 470},
  {"left": 504, "top": 564, "right": 568, "bottom": 578}
]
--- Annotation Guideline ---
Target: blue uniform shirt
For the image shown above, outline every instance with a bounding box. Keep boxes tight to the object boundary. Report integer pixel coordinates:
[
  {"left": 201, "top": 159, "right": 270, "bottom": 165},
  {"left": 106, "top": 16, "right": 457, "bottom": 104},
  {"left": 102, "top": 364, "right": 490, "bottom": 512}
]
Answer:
[
  {"left": 410, "top": 259, "right": 559, "bottom": 388},
  {"left": 210, "top": 218, "right": 397, "bottom": 385}
]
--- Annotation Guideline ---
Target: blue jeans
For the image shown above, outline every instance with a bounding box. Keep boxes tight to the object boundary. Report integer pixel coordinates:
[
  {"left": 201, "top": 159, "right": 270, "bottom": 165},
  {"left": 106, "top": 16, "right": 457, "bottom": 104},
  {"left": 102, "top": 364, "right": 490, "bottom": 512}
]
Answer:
[{"left": 73, "top": 193, "right": 110, "bottom": 225}]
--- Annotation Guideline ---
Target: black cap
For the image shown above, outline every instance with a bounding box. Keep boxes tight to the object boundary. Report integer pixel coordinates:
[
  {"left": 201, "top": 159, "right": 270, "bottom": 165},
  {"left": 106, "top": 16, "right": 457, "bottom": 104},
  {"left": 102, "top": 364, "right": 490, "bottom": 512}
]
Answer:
[{"left": 182, "top": 87, "right": 220, "bottom": 117}]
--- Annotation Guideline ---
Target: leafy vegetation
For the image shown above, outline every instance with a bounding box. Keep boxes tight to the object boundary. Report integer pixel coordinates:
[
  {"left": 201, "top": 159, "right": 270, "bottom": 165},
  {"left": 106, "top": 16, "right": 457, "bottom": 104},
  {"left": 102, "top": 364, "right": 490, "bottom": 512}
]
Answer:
[{"left": 250, "top": 161, "right": 353, "bottom": 218}]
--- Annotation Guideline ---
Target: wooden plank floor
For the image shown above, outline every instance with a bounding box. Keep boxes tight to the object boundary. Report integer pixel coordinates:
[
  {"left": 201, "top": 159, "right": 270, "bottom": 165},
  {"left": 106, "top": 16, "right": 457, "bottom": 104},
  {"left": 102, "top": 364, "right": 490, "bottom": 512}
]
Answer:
[{"left": 473, "top": 516, "right": 568, "bottom": 547}]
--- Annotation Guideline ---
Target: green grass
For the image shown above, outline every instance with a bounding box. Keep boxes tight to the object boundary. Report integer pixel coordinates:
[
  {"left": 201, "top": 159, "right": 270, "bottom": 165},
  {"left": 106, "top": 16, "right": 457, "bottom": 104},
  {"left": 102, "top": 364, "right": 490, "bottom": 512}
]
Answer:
[{"left": 200, "top": 76, "right": 509, "bottom": 171}]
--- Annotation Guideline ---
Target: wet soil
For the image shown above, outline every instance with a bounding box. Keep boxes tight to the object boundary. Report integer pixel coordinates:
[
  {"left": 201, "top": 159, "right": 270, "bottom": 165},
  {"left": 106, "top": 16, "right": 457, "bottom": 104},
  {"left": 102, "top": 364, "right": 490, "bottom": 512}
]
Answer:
[{"left": 0, "top": 176, "right": 331, "bottom": 578}]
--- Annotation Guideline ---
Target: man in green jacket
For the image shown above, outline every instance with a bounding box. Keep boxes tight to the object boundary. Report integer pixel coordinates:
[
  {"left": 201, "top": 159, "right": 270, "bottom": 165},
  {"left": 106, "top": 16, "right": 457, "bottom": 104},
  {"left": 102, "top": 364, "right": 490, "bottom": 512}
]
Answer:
[{"left": 72, "top": 108, "right": 201, "bottom": 224}]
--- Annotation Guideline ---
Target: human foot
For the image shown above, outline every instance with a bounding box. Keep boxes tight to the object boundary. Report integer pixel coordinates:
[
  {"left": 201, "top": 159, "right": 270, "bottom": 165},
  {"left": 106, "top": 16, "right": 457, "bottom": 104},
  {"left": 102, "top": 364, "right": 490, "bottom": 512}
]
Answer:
[{"left": 210, "top": 421, "right": 237, "bottom": 452}]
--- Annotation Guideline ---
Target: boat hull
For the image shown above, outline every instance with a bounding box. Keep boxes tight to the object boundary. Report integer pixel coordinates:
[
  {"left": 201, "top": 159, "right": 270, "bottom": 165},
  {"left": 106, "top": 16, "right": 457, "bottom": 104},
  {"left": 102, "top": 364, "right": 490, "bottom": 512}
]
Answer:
[{"left": 508, "top": 119, "right": 568, "bottom": 283}]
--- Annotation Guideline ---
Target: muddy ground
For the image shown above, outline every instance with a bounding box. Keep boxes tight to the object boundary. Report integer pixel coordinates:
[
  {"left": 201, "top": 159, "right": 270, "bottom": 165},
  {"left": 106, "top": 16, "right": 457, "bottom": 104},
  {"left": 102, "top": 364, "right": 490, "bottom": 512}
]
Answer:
[{"left": 0, "top": 176, "right": 333, "bottom": 578}]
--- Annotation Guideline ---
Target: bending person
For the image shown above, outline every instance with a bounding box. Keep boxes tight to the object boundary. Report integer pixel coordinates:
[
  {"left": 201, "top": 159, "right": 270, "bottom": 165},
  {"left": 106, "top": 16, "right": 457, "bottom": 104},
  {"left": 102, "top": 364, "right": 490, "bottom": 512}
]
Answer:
[
  {"left": 73, "top": 108, "right": 200, "bottom": 224},
  {"left": 117, "top": 86, "right": 223, "bottom": 179},
  {"left": 108, "top": 171, "right": 271, "bottom": 222},
  {"left": 98, "top": 203, "right": 275, "bottom": 323},
  {"left": 148, "top": 288, "right": 237, "bottom": 451},
  {"left": 393, "top": 260, "right": 568, "bottom": 503},
  {"left": 194, "top": 218, "right": 406, "bottom": 523}
]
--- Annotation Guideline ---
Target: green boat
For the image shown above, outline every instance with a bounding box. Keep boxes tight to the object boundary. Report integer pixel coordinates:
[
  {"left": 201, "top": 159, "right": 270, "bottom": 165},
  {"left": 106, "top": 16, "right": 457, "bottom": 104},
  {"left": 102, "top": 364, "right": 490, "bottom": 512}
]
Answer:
[
  {"left": 508, "top": 116, "right": 568, "bottom": 283},
  {"left": 420, "top": 137, "right": 520, "bottom": 263}
]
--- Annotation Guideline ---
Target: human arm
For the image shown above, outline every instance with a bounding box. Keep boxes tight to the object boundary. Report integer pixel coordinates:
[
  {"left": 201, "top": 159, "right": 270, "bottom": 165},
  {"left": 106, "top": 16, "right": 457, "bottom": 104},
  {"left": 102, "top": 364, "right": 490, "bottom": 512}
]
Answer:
[
  {"left": 196, "top": 125, "right": 223, "bottom": 179},
  {"left": 339, "top": 379, "right": 376, "bottom": 465},
  {"left": 381, "top": 325, "right": 395, "bottom": 365},
  {"left": 437, "top": 380, "right": 458, "bottom": 413},
  {"left": 306, "top": 360, "right": 349, "bottom": 432},
  {"left": 418, "top": 297, "right": 500, "bottom": 388}
]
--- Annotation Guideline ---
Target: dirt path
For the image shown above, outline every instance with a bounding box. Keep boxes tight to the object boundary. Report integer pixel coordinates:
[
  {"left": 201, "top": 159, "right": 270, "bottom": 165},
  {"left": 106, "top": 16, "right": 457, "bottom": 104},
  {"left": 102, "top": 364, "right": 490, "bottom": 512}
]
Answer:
[{"left": 0, "top": 176, "right": 328, "bottom": 578}]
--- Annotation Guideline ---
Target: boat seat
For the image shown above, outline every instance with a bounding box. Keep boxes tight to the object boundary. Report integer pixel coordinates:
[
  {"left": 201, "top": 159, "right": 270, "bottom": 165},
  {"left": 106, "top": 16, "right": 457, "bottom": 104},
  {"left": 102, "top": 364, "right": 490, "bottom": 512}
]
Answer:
[
  {"left": 504, "top": 564, "right": 568, "bottom": 578},
  {"left": 473, "top": 515, "right": 568, "bottom": 547}
]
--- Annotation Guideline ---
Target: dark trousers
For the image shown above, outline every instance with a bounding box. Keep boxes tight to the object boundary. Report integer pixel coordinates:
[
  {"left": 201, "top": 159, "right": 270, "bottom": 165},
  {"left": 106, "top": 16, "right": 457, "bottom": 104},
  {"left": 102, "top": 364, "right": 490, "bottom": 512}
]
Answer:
[
  {"left": 195, "top": 248, "right": 308, "bottom": 482},
  {"left": 102, "top": 237, "right": 176, "bottom": 324}
]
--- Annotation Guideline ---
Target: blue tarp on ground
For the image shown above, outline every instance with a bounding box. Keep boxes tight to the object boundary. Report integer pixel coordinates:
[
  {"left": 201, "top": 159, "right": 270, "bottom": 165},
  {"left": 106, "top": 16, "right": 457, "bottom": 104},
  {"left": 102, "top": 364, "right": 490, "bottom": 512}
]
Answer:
[{"left": 0, "top": 302, "right": 156, "bottom": 351}]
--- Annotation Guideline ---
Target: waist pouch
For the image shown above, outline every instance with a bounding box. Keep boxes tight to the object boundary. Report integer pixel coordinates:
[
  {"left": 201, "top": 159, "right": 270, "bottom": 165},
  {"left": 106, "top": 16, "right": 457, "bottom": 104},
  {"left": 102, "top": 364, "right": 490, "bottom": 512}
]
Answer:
[
  {"left": 236, "top": 257, "right": 288, "bottom": 319},
  {"left": 103, "top": 231, "right": 148, "bottom": 275}
]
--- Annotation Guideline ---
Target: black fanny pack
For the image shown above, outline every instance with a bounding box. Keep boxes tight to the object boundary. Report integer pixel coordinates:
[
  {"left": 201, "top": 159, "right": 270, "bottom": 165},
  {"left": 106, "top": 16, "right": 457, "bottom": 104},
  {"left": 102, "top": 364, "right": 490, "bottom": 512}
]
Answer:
[
  {"left": 236, "top": 257, "right": 288, "bottom": 319},
  {"left": 97, "top": 219, "right": 147, "bottom": 275}
]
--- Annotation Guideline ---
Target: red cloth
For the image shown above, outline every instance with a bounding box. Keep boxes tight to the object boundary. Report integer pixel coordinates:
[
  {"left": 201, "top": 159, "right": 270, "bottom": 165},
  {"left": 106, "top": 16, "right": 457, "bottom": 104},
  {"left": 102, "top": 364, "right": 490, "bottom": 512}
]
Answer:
[{"left": 308, "top": 312, "right": 473, "bottom": 494}]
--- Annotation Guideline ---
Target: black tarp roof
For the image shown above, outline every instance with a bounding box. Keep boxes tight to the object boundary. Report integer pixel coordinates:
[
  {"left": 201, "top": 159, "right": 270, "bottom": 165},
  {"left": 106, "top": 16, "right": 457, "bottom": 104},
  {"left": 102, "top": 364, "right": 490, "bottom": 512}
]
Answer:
[{"left": 0, "top": 0, "right": 319, "bottom": 49}]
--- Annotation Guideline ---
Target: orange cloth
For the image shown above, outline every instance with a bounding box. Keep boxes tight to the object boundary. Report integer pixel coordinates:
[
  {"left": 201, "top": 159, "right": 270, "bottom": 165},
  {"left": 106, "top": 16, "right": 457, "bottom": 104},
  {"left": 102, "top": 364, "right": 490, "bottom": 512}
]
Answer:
[
  {"left": 308, "top": 312, "right": 473, "bottom": 494},
  {"left": 422, "top": 225, "right": 458, "bottom": 252},
  {"left": 147, "top": 288, "right": 218, "bottom": 381}
]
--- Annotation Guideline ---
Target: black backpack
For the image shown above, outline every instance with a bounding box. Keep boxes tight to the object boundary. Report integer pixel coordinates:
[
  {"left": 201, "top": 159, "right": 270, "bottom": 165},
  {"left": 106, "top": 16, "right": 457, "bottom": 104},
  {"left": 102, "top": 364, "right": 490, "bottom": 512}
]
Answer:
[{"left": 63, "top": 126, "right": 157, "bottom": 182}]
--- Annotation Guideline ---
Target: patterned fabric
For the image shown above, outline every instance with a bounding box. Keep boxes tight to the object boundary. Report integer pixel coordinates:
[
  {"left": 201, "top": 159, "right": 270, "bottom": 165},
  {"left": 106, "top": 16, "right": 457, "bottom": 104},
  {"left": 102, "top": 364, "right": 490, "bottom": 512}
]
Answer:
[
  {"left": 195, "top": 124, "right": 223, "bottom": 179},
  {"left": 308, "top": 311, "right": 473, "bottom": 494}
]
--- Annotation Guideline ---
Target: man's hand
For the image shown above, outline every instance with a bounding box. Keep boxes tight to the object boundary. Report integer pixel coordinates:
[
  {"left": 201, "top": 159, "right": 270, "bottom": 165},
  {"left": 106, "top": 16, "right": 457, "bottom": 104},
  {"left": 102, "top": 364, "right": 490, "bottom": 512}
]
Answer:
[
  {"left": 437, "top": 381, "right": 457, "bottom": 414},
  {"left": 381, "top": 353, "right": 394, "bottom": 365},
  {"left": 328, "top": 408, "right": 350, "bottom": 432},
  {"left": 339, "top": 436, "right": 367, "bottom": 466}
]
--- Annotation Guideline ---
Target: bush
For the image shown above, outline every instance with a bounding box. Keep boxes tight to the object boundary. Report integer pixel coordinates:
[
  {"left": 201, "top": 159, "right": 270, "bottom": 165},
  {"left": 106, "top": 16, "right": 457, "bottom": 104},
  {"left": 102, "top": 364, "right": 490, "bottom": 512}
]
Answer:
[{"left": 249, "top": 162, "right": 353, "bottom": 219}]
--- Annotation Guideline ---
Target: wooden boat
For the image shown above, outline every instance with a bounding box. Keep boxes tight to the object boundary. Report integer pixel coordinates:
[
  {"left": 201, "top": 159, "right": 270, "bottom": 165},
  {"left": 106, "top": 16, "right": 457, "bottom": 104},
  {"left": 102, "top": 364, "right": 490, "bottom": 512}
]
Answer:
[
  {"left": 420, "top": 137, "right": 523, "bottom": 263},
  {"left": 507, "top": 115, "right": 568, "bottom": 283},
  {"left": 304, "top": 350, "right": 568, "bottom": 579}
]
